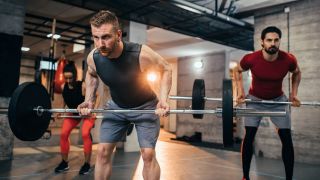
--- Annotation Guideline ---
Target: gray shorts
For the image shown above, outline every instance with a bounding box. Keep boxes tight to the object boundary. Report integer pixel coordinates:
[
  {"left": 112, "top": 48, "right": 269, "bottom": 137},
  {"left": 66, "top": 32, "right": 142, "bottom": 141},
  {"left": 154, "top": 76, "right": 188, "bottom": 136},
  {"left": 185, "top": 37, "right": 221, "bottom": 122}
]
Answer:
[
  {"left": 245, "top": 94, "right": 291, "bottom": 129},
  {"left": 100, "top": 98, "right": 160, "bottom": 148}
]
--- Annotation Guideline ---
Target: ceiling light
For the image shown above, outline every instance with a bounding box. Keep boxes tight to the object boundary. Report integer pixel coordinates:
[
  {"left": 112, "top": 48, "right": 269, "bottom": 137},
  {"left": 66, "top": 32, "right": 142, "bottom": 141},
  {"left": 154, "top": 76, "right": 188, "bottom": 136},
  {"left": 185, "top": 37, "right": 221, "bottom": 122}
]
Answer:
[
  {"left": 47, "top": 33, "right": 61, "bottom": 39},
  {"left": 21, "top": 47, "right": 30, "bottom": 52},
  {"left": 175, "top": 4, "right": 203, "bottom": 14}
]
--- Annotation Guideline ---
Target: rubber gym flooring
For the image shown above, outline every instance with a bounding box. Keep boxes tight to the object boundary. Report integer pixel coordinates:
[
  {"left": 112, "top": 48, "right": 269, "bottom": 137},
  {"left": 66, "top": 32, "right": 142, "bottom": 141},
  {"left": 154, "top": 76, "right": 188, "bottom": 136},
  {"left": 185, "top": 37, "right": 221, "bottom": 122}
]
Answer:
[{"left": 0, "top": 129, "right": 319, "bottom": 180}]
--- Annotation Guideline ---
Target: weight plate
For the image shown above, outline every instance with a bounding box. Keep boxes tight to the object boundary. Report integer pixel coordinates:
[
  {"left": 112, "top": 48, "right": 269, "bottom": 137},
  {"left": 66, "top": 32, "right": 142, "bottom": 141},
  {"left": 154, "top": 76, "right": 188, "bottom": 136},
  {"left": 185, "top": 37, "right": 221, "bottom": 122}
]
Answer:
[{"left": 8, "top": 82, "right": 52, "bottom": 141}]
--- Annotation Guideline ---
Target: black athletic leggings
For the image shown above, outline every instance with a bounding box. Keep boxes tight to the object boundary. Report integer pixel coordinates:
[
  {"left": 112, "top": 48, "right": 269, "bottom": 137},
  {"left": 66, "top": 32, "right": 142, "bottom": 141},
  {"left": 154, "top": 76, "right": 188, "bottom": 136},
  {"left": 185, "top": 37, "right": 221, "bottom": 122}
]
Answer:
[{"left": 242, "top": 127, "right": 294, "bottom": 180}]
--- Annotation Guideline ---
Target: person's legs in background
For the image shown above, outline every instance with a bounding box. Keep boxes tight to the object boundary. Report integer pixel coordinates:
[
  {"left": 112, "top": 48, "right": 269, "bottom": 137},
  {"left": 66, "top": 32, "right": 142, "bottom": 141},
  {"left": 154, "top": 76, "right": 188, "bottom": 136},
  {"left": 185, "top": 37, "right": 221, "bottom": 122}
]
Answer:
[
  {"left": 241, "top": 126, "right": 258, "bottom": 180},
  {"left": 79, "top": 117, "right": 95, "bottom": 175},
  {"left": 278, "top": 129, "right": 294, "bottom": 180},
  {"left": 55, "top": 117, "right": 80, "bottom": 173}
]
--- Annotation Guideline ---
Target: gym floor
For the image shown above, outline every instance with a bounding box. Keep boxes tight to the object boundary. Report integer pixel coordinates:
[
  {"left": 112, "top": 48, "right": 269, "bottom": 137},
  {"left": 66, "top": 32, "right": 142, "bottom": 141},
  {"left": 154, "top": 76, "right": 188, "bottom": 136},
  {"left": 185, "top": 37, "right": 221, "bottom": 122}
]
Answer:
[{"left": 0, "top": 129, "right": 319, "bottom": 180}]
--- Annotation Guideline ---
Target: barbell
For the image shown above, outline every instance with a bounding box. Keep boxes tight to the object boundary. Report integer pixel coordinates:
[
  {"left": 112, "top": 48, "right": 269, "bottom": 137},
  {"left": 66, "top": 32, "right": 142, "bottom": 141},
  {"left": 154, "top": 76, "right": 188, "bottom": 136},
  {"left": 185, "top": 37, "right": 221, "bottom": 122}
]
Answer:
[{"left": 2, "top": 80, "right": 288, "bottom": 147}]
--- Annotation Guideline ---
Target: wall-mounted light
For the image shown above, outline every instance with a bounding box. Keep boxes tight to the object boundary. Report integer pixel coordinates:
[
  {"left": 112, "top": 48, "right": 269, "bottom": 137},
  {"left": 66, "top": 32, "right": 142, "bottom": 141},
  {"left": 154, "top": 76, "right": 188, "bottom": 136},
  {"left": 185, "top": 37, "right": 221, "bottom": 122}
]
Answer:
[
  {"left": 147, "top": 72, "right": 157, "bottom": 82},
  {"left": 194, "top": 60, "right": 203, "bottom": 69},
  {"left": 284, "top": 7, "right": 290, "bottom": 13},
  {"left": 47, "top": 33, "right": 61, "bottom": 39},
  {"left": 21, "top": 47, "right": 30, "bottom": 52}
]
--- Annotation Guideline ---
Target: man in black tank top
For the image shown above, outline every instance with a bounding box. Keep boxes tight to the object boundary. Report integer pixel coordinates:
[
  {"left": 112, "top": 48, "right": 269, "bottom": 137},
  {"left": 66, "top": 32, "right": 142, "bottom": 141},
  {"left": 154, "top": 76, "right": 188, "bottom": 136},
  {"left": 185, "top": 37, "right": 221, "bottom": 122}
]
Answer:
[
  {"left": 54, "top": 62, "right": 95, "bottom": 175},
  {"left": 77, "top": 10, "right": 172, "bottom": 179}
]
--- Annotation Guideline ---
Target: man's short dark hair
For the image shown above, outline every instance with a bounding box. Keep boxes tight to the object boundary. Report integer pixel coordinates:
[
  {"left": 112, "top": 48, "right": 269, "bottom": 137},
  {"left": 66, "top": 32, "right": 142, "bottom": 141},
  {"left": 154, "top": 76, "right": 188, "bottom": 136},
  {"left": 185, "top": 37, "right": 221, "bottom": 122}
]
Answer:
[
  {"left": 90, "top": 10, "right": 120, "bottom": 31},
  {"left": 261, "top": 26, "right": 282, "bottom": 40}
]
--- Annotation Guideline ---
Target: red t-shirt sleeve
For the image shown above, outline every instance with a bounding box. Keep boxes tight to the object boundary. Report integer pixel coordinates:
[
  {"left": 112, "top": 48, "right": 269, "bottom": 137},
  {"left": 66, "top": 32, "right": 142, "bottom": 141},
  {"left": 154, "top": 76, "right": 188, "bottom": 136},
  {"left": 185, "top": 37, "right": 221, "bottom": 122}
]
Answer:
[
  {"left": 288, "top": 53, "right": 298, "bottom": 72},
  {"left": 240, "top": 54, "right": 252, "bottom": 71}
]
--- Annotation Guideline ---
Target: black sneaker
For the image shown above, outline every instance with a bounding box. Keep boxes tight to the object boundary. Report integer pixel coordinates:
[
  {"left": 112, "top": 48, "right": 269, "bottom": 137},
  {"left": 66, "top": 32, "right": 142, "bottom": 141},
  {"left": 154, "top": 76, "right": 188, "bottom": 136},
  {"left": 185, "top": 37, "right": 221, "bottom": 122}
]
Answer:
[
  {"left": 54, "top": 160, "right": 69, "bottom": 173},
  {"left": 79, "top": 163, "right": 91, "bottom": 175}
]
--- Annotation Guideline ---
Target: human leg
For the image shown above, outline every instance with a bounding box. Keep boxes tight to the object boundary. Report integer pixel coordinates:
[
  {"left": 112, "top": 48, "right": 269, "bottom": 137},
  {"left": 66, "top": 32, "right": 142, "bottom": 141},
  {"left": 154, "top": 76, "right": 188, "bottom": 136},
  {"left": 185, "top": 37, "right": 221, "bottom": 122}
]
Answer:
[
  {"left": 134, "top": 110, "right": 160, "bottom": 180},
  {"left": 97, "top": 106, "right": 131, "bottom": 179},
  {"left": 278, "top": 129, "right": 294, "bottom": 180},
  {"left": 270, "top": 95, "right": 294, "bottom": 179},
  {"left": 60, "top": 117, "right": 80, "bottom": 160},
  {"left": 55, "top": 117, "right": 79, "bottom": 173},
  {"left": 79, "top": 117, "right": 95, "bottom": 175},
  {"left": 242, "top": 95, "right": 262, "bottom": 180},
  {"left": 81, "top": 117, "right": 95, "bottom": 163},
  {"left": 95, "top": 143, "right": 117, "bottom": 180},
  {"left": 241, "top": 126, "right": 258, "bottom": 180},
  {"left": 141, "top": 148, "right": 160, "bottom": 180}
]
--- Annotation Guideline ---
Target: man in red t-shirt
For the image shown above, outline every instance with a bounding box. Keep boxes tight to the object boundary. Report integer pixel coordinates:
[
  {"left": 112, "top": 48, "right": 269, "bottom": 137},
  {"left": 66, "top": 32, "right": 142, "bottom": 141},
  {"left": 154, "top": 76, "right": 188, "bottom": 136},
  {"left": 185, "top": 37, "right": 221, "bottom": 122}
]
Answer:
[{"left": 235, "top": 26, "right": 301, "bottom": 180}]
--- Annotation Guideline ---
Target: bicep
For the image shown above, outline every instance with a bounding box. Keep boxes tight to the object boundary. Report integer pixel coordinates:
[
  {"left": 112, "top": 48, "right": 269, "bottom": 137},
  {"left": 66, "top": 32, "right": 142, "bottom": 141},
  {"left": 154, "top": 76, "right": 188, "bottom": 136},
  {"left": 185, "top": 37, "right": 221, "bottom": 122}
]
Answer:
[
  {"left": 291, "top": 64, "right": 301, "bottom": 74},
  {"left": 237, "top": 64, "right": 244, "bottom": 72},
  {"left": 86, "top": 49, "right": 98, "bottom": 77},
  {"left": 87, "top": 65, "right": 98, "bottom": 78},
  {"left": 290, "top": 56, "right": 299, "bottom": 74}
]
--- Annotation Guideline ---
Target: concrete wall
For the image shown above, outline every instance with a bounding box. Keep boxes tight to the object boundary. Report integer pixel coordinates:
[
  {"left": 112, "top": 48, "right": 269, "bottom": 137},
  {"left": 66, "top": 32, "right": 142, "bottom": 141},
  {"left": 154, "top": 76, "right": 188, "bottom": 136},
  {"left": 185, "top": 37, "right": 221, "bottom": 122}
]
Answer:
[
  {"left": 176, "top": 52, "right": 226, "bottom": 143},
  {"left": 253, "top": 0, "right": 320, "bottom": 164}
]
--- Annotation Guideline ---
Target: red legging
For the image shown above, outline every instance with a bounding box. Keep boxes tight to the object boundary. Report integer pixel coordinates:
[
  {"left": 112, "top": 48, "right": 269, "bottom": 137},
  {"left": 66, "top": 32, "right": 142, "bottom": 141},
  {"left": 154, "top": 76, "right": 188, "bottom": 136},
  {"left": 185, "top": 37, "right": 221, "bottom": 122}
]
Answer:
[{"left": 60, "top": 115, "right": 95, "bottom": 154}]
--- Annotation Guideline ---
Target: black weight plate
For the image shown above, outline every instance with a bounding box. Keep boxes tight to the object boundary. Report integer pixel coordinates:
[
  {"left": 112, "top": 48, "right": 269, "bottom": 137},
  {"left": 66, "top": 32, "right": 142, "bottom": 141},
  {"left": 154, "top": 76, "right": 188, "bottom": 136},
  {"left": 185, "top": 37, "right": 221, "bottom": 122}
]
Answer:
[
  {"left": 222, "top": 79, "right": 234, "bottom": 147},
  {"left": 8, "top": 82, "right": 52, "bottom": 141},
  {"left": 192, "top": 79, "right": 205, "bottom": 119}
]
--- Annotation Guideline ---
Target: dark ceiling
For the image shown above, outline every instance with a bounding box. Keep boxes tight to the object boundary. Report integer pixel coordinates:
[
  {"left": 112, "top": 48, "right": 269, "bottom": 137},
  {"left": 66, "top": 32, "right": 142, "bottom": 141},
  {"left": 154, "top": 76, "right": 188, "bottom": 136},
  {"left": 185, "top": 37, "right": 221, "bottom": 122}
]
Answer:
[{"left": 25, "top": 0, "right": 254, "bottom": 52}]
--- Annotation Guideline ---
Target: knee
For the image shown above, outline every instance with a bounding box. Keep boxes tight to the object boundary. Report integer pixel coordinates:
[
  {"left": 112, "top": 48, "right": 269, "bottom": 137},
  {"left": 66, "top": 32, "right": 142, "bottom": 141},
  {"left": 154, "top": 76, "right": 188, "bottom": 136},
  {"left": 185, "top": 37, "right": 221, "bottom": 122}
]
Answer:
[
  {"left": 141, "top": 149, "right": 155, "bottom": 164},
  {"left": 96, "top": 145, "right": 113, "bottom": 164},
  {"left": 60, "top": 130, "right": 69, "bottom": 140},
  {"left": 278, "top": 129, "right": 293, "bottom": 146}
]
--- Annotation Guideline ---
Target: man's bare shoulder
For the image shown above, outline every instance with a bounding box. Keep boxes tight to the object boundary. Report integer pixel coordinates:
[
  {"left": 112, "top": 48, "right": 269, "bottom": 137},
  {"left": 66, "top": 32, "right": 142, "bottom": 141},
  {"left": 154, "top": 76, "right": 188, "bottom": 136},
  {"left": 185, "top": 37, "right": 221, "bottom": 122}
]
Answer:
[{"left": 87, "top": 49, "right": 97, "bottom": 70}]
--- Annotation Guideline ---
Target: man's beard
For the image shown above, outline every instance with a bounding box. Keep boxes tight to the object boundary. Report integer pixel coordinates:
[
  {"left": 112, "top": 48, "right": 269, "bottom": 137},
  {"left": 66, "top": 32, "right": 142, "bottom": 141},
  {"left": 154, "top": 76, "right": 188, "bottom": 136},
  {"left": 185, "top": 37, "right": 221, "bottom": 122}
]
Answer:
[
  {"left": 99, "top": 40, "right": 118, "bottom": 57},
  {"left": 264, "top": 46, "right": 279, "bottom": 55}
]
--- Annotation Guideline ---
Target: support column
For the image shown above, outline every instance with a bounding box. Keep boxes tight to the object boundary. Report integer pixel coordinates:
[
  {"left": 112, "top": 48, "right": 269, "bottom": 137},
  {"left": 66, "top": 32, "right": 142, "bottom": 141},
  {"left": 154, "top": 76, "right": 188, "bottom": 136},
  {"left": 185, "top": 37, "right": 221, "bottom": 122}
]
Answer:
[{"left": 0, "top": 0, "right": 26, "bottom": 160}]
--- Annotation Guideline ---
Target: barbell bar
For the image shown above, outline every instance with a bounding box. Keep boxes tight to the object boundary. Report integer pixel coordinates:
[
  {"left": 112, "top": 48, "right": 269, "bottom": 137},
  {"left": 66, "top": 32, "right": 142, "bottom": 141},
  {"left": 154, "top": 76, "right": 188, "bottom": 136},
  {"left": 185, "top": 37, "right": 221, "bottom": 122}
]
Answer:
[
  {"left": 43, "top": 108, "right": 286, "bottom": 118},
  {"left": 170, "top": 96, "right": 222, "bottom": 101},
  {"left": 243, "top": 99, "right": 320, "bottom": 106},
  {"left": 1, "top": 105, "right": 284, "bottom": 117},
  {"left": 170, "top": 95, "right": 320, "bottom": 106}
]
